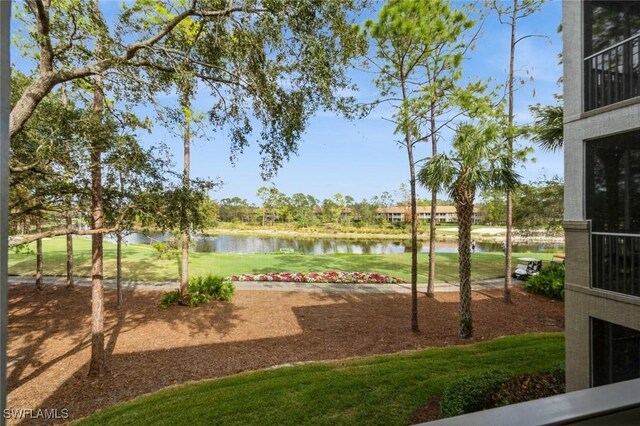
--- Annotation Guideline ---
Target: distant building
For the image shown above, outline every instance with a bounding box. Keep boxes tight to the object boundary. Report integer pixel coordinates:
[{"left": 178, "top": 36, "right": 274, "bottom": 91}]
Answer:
[
  {"left": 564, "top": 0, "right": 640, "bottom": 391},
  {"left": 375, "top": 206, "right": 478, "bottom": 224}
]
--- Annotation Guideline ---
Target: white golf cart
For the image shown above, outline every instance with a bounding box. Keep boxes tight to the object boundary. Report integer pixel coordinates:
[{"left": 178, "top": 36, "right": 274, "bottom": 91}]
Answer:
[{"left": 512, "top": 257, "right": 543, "bottom": 281}]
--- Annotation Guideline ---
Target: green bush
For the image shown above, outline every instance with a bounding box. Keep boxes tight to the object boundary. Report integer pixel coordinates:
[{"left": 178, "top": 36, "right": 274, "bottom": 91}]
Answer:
[
  {"left": 159, "top": 290, "right": 181, "bottom": 308},
  {"left": 439, "top": 366, "right": 566, "bottom": 419},
  {"left": 525, "top": 265, "right": 565, "bottom": 300},
  {"left": 160, "top": 275, "right": 235, "bottom": 308},
  {"left": 491, "top": 372, "right": 565, "bottom": 407},
  {"left": 152, "top": 240, "right": 178, "bottom": 259},
  {"left": 189, "top": 274, "right": 235, "bottom": 302},
  {"left": 440, "top": 370, "right": 510, "bottom": 418}
]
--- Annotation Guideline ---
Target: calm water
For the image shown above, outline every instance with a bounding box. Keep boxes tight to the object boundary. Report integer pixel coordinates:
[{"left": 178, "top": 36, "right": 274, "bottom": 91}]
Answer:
[{"left": 119, "top": 232, "right": 563, "bottom": 255}]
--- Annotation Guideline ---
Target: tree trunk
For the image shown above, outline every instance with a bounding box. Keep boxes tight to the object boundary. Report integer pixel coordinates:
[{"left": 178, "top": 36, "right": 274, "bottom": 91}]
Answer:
[
  {"left": 456, "top": 185, "right": 474, "bottom": 339},
  {"left": 401, "top": 79, "right": 419, "bottom": 333},
  {"left": 89, "top": 126, "right": 105, "bottom": 377},
  {"left": 62, "top": 84, "right": 74, "bottom": 290},
  {"left": 35, "top": 221, "right": 43, "bottom": 290},
  {"left": 180, "top": 102, "right": 191, "bottom": 300},
  {"left": 88, "top": 6, "right": 106, "bottom": 375},
  {"left": 9, "top": 73, "right": 56, "bottom": 138},
  {"left": 503, "top": 0, "right": 518, "bottom": 304},
  {"left": 427, "top": 103, "right": 438, "bottom": 298},
  {"left": 116, "top": 232, "right": 123, "bottom": 308},
  {"left": 65, "top": 203, "right": 74, "bottom": 289}
]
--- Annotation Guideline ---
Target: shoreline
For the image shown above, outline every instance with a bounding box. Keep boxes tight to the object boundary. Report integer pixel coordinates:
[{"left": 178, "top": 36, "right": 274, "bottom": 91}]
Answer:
[{"left": 204, "top": 227, "right": 564, "bottom": 245}]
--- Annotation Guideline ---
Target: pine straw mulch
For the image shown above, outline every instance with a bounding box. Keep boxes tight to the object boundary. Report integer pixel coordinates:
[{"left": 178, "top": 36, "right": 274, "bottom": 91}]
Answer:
[{"left": 7, "top": 284, "right": 564, "bottom": 425}]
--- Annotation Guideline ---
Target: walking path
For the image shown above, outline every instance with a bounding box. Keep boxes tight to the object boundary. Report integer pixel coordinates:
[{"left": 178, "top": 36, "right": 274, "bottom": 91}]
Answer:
[{"left": 7, "top": 275, "right": 514, "bottom": 294}]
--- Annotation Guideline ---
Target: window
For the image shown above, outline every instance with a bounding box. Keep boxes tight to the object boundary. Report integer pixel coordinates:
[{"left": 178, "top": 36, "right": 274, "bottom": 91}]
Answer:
[
  {"left": 586, "top": 131, "right": 640, "bottom": 296},
  {"left": 585, "top": 1, "right": 640, "bottom": 57},
  {"left": 584, "top": 1, "right": 640, "bottom": 110},
  {"left": 585, "top": 130, "right": 640, "bottom": 233},
  {"left": 592, "top": 318, "right": 640, "bottom": 386}
]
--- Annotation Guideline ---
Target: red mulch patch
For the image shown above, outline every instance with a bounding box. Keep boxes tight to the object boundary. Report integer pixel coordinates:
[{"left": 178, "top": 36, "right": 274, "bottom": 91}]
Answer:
[{"left": 6, "top": 285, "right": 564, "bottom": 424}]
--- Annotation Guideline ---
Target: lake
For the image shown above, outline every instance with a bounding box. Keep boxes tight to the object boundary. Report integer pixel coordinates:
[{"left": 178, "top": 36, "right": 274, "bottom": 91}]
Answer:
[{"left": 119, "top": 232, "right": 563, "bottom": 255}]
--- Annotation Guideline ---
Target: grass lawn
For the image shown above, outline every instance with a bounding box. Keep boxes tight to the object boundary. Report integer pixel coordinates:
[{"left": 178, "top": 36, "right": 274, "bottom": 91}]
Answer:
[
  {"left": 76, "top": 333, "right": 564, "bottom": 426},
  {"left": 8, "top": 236, "right": 559, "bottom": 282}
]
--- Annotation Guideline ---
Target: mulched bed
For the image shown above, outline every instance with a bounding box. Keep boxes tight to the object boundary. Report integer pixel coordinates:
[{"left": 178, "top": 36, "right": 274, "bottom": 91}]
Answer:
[{"left": 6, "top": 285, "right": 564, "bottom": 424}]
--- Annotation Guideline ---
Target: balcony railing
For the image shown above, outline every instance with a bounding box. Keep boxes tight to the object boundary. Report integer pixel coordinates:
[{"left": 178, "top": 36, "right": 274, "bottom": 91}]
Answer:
[
  {"left": 592, "top": 232, "right": 640, "bottom": 297},
  {"left": 584, "top": 34, "right": 640, "bottom": 111}
]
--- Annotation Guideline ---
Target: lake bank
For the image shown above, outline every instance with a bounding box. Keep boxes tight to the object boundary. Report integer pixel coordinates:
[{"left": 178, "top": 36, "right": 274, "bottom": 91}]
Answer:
[
  {"left": 9, "top": 236, "right": 562, "bottom": 283},
  {"left": 205, "top": 226, "right": 564, "bottom": 245}
]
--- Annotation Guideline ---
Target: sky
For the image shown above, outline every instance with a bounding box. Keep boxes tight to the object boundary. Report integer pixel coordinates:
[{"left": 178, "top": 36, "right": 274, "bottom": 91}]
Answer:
[
  {"left": 10, "top": 0, "right": 564, "bottom": 206},
  {"left": 181, "top": 0, "right": 564, "bottom": 205}
]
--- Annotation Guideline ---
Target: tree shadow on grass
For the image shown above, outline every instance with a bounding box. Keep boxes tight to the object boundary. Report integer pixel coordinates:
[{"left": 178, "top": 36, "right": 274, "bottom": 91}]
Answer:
[{"left": 9, "top": 287, "right": 565, "bottom": 424}]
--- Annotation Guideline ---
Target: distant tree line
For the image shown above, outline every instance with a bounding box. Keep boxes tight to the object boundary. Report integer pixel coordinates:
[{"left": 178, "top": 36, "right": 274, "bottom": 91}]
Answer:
[
  {"left": 205, "top": 179, "right": 563, "bottom": 229},
  {"left": 213, "top": 187, "right": 403, "bottom": 226}
]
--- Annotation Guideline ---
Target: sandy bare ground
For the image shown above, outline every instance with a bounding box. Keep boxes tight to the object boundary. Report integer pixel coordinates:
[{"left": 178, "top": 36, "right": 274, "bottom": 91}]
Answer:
[{"left": 7, "top": 285, "right": 564, "bottom": 424}]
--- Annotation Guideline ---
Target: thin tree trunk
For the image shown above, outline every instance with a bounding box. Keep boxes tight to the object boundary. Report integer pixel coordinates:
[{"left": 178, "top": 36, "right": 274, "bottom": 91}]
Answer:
[
  {"left": 427, "top": 103, "right": 437, "bottom": 298},
  {"left": 401, "top": 78, "right": 419, "bottom": 333},
  {"left": 180, "top": 102, "right": 191, "bottom": 300},
  {"left": 456, "top": 187, "right": 474, "bottom": 339},
  {"left": 503, "top": 0, "right": 517, "bottom": 304},
  {"left": 35, "top": 221, "right": 43, "bottom": 290},
  {"left": 62, "top": 84, "right": 74, "bottom": 290},
  {"left": 116, "top": 232, "right": 123, "bottom": 308},
  {"left": 88, "top": 0, "right": 106, "bottom": 376},
  {"left": 65, "top": 202, "right": 74, "bottom": 289}
]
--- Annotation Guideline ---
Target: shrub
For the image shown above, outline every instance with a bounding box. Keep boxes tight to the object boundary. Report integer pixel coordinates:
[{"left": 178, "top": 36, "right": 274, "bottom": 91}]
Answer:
[
  {"left": 525, "top": 265, "right": 565, "bottom": 300},
  {"left": 189, "top": 274, "right": 235, "bottom": 302},
  {"left": 439, "top": 366, "right": 566, "bottom": 419},
  {"left": 152, "top": 239, "right": 179, "bottom": 259},
  {"left": 160, "top": 275, "right": 235, "bottom": 308},
  {"left": 440, "top": 370, "right": 510, "bottom": 418},
  {"left": 491, "top": 372, "right": 565, "bottom": 407},
  {"left": 159, "top": 290, "right": 181, "bottom": 308}
]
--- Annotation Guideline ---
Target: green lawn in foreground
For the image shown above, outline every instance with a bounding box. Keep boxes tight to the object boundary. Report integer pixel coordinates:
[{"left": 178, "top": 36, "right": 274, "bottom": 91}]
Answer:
[
  {"left": 77, "top": 333, "right": 564, "bottom": 426},
  {"left": 8, "top": 236, "right": 558, "bottom": 282}
]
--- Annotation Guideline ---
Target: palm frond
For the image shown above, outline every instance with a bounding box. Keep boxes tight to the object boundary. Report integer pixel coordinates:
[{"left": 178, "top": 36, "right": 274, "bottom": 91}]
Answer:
[{"left": 530, "top": 103, "right": 563, "bottom": 152}]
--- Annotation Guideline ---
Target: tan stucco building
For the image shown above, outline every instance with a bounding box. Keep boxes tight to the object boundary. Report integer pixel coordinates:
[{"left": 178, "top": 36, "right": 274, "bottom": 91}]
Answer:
[{"left": 564, "top": 0, "right": 640, "bottom": 391}]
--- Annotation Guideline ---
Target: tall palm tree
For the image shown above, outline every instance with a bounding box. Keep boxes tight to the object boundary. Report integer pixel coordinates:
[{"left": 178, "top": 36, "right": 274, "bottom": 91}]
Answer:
[{"left": 418, "top": 124, "right": 520, "bottom": 338}]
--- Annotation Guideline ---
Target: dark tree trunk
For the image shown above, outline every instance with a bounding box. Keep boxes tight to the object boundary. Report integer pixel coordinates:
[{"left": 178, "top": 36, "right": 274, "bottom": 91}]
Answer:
[
  {"left": 400, "top": 79, "right": 419, "bottom": 333},
  {"left": 116, "top": 232, "right": 123, "bottom": 308},
  {"left": 88, "top": 15, "right": 106, "bottom": 375},
  {"left": 65, "top": 200, "right": 74, "bottom": 289},
  {"left": 456, "top": 184, "right": 474, "bottom": 339},
  {"left": 62, "top": 84, "right": 74, "bottom": 290},
  {"left": 180, "top": 102, "right": 191, "bottom": 300},
  {"left": 503, "top": 0, "right": 518, "bottom": 304},
  {"left": 35, "top": 221, "right": 43, "bottom": 290},
  {"left": 9, "top": 73, "right": 56, "bottom": 138},
  {"left": 427, "top": 103, "right": 438, "bottom": 298}
]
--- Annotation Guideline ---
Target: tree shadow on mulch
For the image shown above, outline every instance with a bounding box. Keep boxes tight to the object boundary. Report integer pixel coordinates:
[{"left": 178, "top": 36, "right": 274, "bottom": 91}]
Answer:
[{"left": 7, "top": 285, "right": 564, "bottom": 425}]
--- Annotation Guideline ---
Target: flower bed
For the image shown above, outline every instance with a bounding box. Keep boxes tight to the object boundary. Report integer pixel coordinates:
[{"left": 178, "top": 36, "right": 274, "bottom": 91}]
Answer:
[{"left": 228, "top": 271, "right": 405, "bottom": 284}]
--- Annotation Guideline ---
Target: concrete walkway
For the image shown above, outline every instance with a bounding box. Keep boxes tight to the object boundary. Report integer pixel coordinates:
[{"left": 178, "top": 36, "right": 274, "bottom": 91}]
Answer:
[{"left": 7, "top": 275, "right": 513, "bottom": 294}]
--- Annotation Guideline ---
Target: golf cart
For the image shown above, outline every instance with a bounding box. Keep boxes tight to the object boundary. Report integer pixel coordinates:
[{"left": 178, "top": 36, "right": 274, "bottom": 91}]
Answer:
[
  {"left": 550, "top": 253, "right": 565, "bottom": 267},
  {"left": 512, "top": 257, "right": 543, "bottom": 281}
]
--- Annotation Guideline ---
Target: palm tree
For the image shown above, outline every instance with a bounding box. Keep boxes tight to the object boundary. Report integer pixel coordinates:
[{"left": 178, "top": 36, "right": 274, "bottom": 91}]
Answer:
[
  {"left": 530, "top": 102, "right": 563, "bottom": 152},
  {"left": 418, "top": 124, "right": 520, "bottom": 338}
]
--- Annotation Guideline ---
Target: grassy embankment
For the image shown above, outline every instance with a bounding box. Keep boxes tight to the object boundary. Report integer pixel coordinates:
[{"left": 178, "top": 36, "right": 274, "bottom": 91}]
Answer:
[
  {"left": 207, "top": 222, "right": 505, "bottom": 241},
  {"left": 8, "top": 236, "right": 558, "bottom": 283},
  {"left": 77, "top": 333, "right": 564, "bottom": 425}
]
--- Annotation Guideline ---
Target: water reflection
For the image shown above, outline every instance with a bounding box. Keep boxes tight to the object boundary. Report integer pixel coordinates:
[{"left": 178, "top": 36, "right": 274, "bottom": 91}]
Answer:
[{"left": 121, "top": 232, "right": 563, "bottom": 255}]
